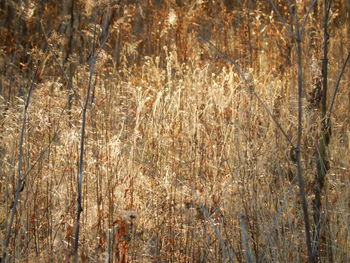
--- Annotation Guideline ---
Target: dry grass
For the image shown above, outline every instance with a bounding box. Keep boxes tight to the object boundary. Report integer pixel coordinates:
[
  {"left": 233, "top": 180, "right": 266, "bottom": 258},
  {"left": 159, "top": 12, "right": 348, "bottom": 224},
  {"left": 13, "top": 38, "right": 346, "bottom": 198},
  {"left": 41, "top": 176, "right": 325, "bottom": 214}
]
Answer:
[{"left": 1, "top": 1, "right": 350, "bottom": 263}]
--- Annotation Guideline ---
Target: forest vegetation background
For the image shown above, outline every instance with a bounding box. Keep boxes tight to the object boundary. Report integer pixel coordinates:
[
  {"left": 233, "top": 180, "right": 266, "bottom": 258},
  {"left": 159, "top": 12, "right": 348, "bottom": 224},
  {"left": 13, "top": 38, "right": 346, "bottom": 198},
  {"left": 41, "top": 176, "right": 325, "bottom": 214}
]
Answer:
[{"left": 0, "top": 0, "right": 350, "bottom": 262}]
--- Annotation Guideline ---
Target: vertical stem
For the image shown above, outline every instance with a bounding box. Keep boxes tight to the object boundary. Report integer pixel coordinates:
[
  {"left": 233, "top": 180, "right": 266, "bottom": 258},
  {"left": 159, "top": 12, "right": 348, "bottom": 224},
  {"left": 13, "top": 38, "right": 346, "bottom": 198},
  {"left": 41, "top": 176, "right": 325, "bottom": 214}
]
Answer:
[
  {"left": 321, "top": 0, "right": 329, "bottom": 117},
  {"left": 246, "top": 0, "right": 253, "bottom": 68},
  {"left": 1, "top": 68, "right": 38, "bottom": 263},
  {"left": 67, "top": 0, "right": 75, "bottom": 127},
  {"left": 72, "top": 20, "right": 97, "bottom": 263},
  {"left": 295, "top": 21, "right": 315, "bottom": 263},
  {"left": 72, "top": 3, "right": 110, "bottom": 260},
  {"left": 313, "top": 1, "right": 332, "bottom": 262},
  {"left": 72, "top": 56, "right": 96, "bottom": 263}
]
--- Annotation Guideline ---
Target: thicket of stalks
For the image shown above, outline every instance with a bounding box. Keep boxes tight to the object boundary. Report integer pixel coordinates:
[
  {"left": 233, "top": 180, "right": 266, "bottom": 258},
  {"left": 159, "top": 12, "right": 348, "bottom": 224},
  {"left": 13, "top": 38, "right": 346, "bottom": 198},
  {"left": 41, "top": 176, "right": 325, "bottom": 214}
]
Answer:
[{"left": 0, "top": 1, "right": 349, "bottom": 262}]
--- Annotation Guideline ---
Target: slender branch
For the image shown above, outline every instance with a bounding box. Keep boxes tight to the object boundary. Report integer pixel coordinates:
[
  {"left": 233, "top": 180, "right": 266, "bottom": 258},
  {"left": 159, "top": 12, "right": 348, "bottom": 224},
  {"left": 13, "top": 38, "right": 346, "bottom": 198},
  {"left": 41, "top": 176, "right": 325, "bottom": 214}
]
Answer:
[
  {"left": 321, "top": 0, "right": 330, "bottom": 118},
  {"left": 40, "top": 20, "right": 82, "bottom": 109},
  {"left": 328, "top": 50, "right": 350, "bottom": 116},
  {"left": 267, "top": 1, "right": 320, "bottom": 261},
  {"left": 327, "top": 0, "right": 333, "bottom": 14},
  {"left": 267, "top": 0, "right": 319, "bottom": 42},
  {"left": 72, "top": 28, "right": 97, "bottom": 263},
  {"left": 1, "top": 66, "right": 39, "bottom": 263},
  {"left": 246, "top": 0, "right": 254, "bottom": 68},
  {"left": 312, "top": 1, "right": 332, "bottom": 261},
  {"left": 267, "top": 0, "right": 294, "bottom": 37},
  {"left": 300, "top": 0, "right": 318, "bottom": 36},
  {"left": 295, "top": 23, "right": 315, "bottom": 263},
  {"left": 197, "top": 33, "right": 294, "bottom": 148},
  {"left": 72, "top": 3, "right": 111, "bottom": 262}
]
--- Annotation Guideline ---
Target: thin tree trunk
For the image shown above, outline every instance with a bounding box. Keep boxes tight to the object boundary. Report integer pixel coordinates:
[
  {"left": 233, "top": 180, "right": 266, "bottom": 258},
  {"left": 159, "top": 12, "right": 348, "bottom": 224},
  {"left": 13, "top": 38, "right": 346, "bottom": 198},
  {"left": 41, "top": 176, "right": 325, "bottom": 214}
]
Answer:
[
  {"left": 295, "top": 14, "right": 315, "bottom": 263},
  {"left": 72, "top": 4, "right": 111, "bottom": 261},
  {"left": 1, "top": 67, "right": 39, "bottom": 263},
  {"left": 312, "top": 1, "right": 332, "bottom": 261}
]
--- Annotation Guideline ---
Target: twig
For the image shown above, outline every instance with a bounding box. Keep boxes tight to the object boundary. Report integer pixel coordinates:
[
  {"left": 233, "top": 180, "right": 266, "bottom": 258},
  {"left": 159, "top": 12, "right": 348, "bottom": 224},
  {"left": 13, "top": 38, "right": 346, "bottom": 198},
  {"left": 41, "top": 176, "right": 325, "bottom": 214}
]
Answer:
[{"left": 328, "top": 49, "right": 350, "bottom": 116}]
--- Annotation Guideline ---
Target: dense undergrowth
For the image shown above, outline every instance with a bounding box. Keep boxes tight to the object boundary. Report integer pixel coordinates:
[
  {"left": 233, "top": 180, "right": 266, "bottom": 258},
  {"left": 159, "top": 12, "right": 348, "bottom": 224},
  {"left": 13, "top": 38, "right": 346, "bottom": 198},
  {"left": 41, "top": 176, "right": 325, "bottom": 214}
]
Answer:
[{"left": 0, "top": 1, "right": 349, "bottom": 262}]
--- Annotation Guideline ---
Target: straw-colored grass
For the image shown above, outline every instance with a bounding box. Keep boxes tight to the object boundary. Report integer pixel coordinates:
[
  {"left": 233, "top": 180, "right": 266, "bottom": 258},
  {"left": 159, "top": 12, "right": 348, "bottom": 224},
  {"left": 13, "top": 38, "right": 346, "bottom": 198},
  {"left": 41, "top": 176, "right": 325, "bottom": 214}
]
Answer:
[{"left": 1, "top": 1, "right": 349, "bottom": 262}]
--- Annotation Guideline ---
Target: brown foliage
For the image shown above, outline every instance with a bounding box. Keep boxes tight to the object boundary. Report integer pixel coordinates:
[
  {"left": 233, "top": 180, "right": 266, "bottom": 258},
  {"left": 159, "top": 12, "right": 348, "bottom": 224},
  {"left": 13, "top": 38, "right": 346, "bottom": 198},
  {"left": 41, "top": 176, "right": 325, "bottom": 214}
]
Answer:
[{"left": 0, "top": 0, "right": 349, "bottom": 262}]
